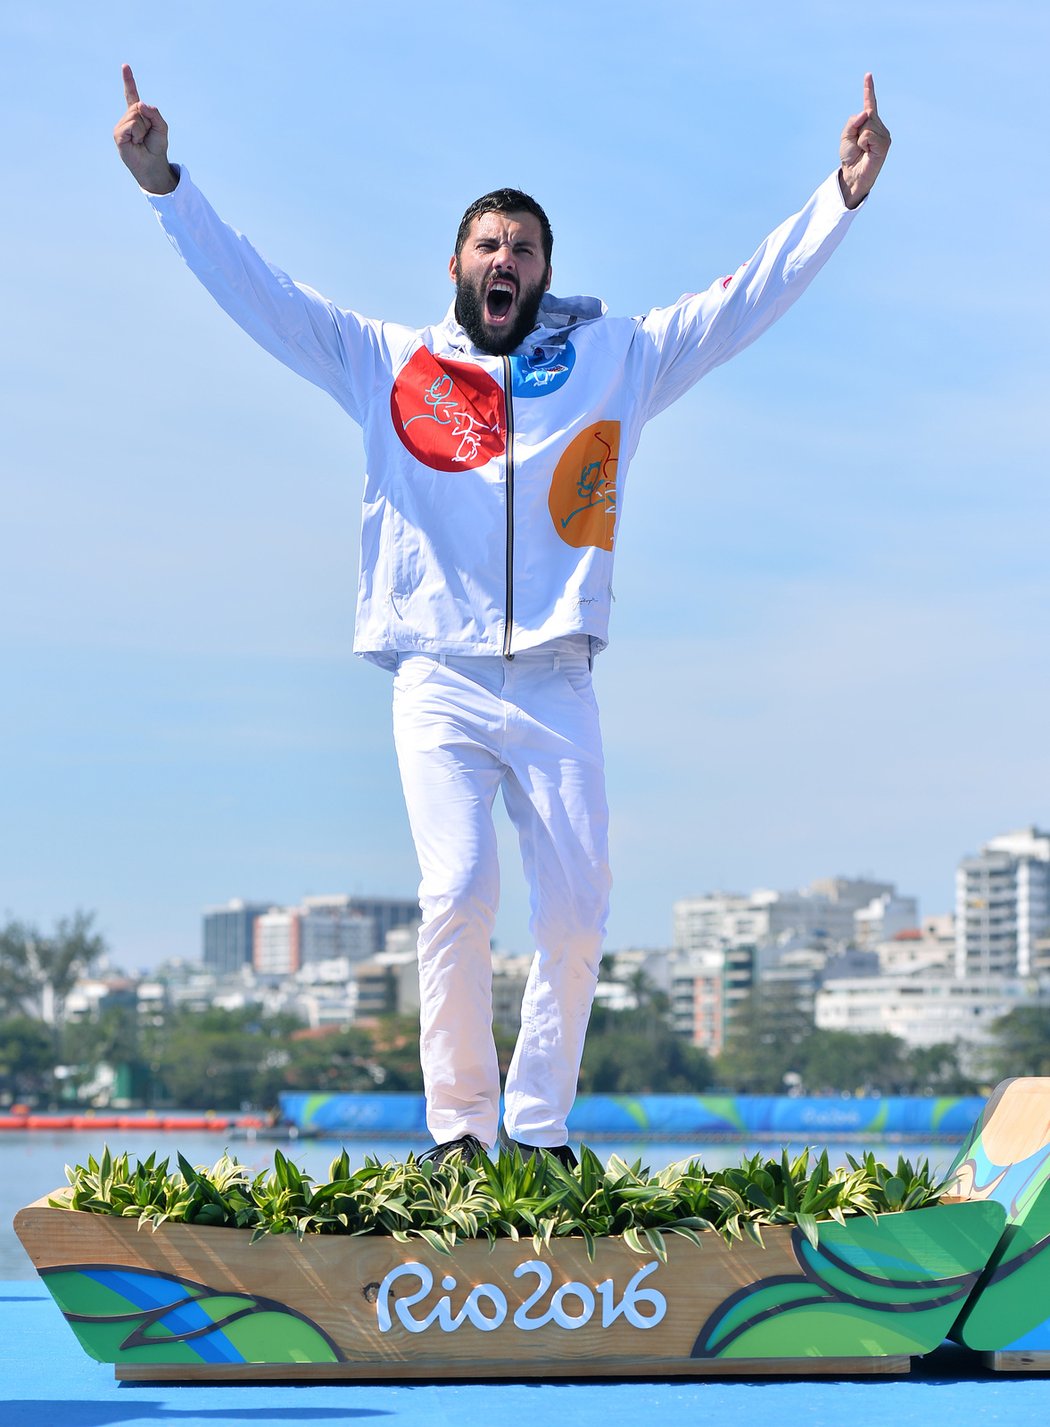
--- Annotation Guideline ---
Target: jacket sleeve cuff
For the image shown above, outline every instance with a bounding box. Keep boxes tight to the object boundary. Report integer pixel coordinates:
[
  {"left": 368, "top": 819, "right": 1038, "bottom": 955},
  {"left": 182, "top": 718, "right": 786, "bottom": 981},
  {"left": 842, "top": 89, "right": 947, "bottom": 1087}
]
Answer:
[
  {"left": 825, "top": 167, "right": 868, "bottom": 215},
  {"left": 143, "top": 161, "right": 186, "bottom": 204}
]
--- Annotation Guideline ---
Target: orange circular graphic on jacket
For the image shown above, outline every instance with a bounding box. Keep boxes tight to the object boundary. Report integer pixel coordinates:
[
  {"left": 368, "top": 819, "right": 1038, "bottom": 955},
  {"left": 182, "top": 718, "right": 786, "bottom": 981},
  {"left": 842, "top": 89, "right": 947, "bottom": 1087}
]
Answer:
[
  {"left": 390, "top": 346, "right": 506, "bottom": 472},
  {"left": 548, "top": 421, "right": 620, "bottom": 550}
]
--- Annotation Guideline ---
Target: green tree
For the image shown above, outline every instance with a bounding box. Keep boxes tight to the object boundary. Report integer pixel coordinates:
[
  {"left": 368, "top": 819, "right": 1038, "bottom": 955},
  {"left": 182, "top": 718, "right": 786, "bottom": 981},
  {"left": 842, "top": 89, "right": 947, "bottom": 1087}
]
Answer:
[
  {"left": 983, "top": 1005, "right": 1050, "bottom": 1082},
  {"left": 580, "top": 1025, "right": 714, "bottom": 1093},
  {"left": 720, "top": 996, "right": 981, "bottom": 1097},
  {"left": 148, "top": 1005, "right": 304, "bottom": 1109},
  {"left": 0, "top": 912, "right": 105, "bottom": 1029},
  {"left": 716, "top": 984, "right": 815, "bottom": 1093},
  {"left": 283, "top": 1025, "right": 396, "bottom": 1093},
  {"left": 0, "top": 922, "right": 35, "bottom": 1014},
  {"left": 579, "top": 984, "right": 715, "bottom": 1094},
  {"left": 62, "top": 1000, "right": 146, "bottom": 1101},
  {"left": 0, "top": 1016, "right": 55, "bottom": 1103},
  {"left": 282, "top": 1017, "right": 426, "bottom": 1094},
  {"left": 901, "top": 1042, "right": 978, "bottom": 1096},
  {"left": 367, "top": 1015, "right": 427, "bottom": 1091},
  {"left": 800, "top": 1029, "right": 912, "bottom": 1095}
]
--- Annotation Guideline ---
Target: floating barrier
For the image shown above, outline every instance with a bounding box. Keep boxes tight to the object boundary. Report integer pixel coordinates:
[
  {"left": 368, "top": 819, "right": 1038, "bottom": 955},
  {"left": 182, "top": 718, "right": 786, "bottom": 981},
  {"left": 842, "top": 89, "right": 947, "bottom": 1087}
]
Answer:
[
  {"left": 0, "top": 1094, "right": 988, "bottom": 1139},
  {"left": 276, "top": 1091, "right": 986, "bottom": 1140},
  {"left": 155, "top": 1116, "right": 229, "bottom": 1132},
  {"left": 0, "top": 1113, "right": 249, "bottom": 1133}
]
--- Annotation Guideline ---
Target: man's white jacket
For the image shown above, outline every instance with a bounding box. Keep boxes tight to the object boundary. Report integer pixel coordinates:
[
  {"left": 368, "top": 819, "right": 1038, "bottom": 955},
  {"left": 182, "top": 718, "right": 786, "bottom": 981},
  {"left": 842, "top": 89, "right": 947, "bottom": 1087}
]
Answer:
[{"left": 147, "top": 169, "right": 858, "bottom": 668}]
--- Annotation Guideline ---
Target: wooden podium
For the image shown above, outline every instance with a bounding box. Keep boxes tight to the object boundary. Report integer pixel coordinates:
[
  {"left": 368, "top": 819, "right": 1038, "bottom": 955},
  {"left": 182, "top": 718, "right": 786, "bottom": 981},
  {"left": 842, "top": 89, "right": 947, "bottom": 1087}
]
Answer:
[
  {"left": 20, "top": 1077, "right": 1050, "bottom": 1381},
  {"left": 14, "top": 1192, "right": 1001, "bottom": 1380}
]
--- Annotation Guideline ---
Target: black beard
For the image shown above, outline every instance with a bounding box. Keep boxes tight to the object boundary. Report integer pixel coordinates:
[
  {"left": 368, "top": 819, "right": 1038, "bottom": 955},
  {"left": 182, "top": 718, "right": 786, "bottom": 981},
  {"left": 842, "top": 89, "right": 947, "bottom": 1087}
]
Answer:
[{"left": 454, "top": 270, "right": 546, "bottom": 356}]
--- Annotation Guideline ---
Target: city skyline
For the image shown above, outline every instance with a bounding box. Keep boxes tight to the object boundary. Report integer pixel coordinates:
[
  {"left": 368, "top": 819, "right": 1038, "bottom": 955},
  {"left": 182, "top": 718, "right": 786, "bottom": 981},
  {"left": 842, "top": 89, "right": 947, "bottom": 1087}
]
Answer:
[
  {"left": 3, "top": 5, "right": 1047, "bottom": 969},
  {"left": 185, "top": 823, "right": 1042, "bottom": 974}
]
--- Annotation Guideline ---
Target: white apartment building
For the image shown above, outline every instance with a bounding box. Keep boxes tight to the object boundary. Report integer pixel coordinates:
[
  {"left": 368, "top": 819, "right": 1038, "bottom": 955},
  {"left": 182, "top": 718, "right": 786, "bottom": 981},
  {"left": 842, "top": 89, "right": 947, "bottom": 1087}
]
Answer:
[
  {"left": 672, "top": 893, "right": 763, "bottom": 957},
  {"left": 877, "top": 917, "right": 955, "bottom": 976},
  {"left": 671, "top": 877, "right": 916, "bottom": 1050},
  {"left": 808, "top": 877, "right": 897, "bottom": 914},
  {"left": 599, "top": 946, "right": 674, "bottom": 998},
  {"left": 489, "top": 948, "right": 654, "bottom": 1034},
  {"left": 956, "top": 827, "right": 1050, "bottom": 978},
  {"left": 352, "top": 951, "right": 420, "bottom": 1019},
  {"left": 854, "top": 893, "right": 921, "bottom": 950},
  {"left": 815, "top": 970, "right": 1037, "bottom": 1052},
  {"left": 673, "top": 889, "right": 846, "bottom": 956},
  {"left": 752, "top": 887, "right": 856, "bottom": 944},
  {"left": 491, "top": 953, "right": 534, "bottom": 1033},
  {"left": 673, "top": 878, "right": 907, "bottom": 962},
  {"left": 291, "top": 981, "right": 359, "bottom": 1030}
]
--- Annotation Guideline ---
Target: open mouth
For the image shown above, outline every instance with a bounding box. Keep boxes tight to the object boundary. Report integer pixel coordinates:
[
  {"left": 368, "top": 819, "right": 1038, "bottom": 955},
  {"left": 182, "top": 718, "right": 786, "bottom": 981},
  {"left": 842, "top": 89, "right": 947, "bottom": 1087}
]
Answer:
[{"left": 485, "top": 280, "right": 516, "bottom": 322}]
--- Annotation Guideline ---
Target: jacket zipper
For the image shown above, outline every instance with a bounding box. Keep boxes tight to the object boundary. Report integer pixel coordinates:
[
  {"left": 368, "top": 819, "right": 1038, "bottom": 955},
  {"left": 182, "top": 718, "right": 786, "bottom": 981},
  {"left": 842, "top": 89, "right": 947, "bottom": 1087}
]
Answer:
[{"left": 501, "top": 355, "right": 515, "bottom": 658}]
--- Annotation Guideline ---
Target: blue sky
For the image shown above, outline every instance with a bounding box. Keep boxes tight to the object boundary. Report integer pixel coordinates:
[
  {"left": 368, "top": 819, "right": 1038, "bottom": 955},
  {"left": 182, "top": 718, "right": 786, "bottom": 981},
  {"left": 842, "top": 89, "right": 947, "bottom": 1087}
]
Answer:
[{"left": 2, "top": 2, "right": 1047, "bottom": 969}]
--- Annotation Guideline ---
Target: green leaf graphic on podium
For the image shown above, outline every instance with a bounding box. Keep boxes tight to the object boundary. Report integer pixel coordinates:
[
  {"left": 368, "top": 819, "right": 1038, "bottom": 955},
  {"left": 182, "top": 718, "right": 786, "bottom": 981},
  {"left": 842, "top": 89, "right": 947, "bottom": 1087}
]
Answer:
[{"left": 42, "top": 1266, "right": 343, "bottom": 1364}]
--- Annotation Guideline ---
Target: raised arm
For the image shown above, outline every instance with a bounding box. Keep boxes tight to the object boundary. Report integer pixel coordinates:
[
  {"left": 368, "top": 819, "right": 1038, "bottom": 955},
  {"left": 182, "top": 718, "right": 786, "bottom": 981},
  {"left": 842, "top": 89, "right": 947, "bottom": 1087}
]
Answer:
[
  {"left": 838, "top": 72, "right": 892, "bottom": 209},
  {"left": 638, "top": 76, "right": 891, "bottom": 418},
  {"left": 111, "top": 64, "right": 392, "bottom": 425},
  {"left": 113, "top": 63, "right": 178, "bottom": 194}
]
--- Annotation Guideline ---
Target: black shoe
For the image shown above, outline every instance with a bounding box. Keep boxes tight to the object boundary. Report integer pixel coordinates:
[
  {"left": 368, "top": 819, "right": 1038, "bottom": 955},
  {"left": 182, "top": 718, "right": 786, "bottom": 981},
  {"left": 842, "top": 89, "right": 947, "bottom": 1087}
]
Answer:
[
  {"left": 498, "top": 1126, "right": 578, "bottom": 1169},
  {"left": 419, "top": 1134, "right": 486, "bottom": 1167}
]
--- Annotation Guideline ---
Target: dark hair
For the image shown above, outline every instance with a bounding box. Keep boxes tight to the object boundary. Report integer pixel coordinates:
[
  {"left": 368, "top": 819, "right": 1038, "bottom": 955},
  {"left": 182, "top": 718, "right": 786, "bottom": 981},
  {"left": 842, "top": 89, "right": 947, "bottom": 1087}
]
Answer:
[{"left": 454, "top": 188, "right": 553, "bottom": 268}]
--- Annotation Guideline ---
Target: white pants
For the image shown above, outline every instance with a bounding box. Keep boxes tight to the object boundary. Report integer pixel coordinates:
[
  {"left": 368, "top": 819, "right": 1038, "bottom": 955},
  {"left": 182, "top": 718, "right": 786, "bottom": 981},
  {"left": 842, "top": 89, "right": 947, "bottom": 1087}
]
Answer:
[{"left": 391, "top": 636, "right": 611, "bottom": 1149}]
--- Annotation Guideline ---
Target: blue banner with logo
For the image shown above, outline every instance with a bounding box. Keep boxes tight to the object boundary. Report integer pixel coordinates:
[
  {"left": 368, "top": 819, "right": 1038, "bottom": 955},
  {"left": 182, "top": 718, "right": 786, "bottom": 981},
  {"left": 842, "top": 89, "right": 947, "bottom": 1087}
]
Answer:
[{"left": 278, "top": 1092, "right": 984, "bottom": 1140}]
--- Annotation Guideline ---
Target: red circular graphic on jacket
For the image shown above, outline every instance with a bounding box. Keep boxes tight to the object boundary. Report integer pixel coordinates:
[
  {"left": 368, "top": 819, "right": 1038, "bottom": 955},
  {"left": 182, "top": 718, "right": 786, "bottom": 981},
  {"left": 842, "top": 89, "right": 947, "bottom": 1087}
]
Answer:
[{"left": 390, "top": 347, "right": 506, "bottom": 472}]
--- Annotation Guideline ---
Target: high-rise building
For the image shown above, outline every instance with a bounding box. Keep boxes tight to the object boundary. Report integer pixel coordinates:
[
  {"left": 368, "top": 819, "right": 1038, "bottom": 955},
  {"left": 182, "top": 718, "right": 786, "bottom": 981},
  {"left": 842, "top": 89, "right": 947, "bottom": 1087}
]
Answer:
[
  {"left": 203, "top": 893, "right": 419, "bottom": 978},
  {"left": 253, "top": 908, "right": 301, "bottom": 977},
  {"left": 340, "top": 896, "right": 421, "bottom": 954},
  {"left": 955, "top": 827, "right": 1050, "bottom": 978},
  {"left": 299, "top": 896, "right": 376, "bottom": 964},
  {"left": 202, "top": 900, "right": 269, "bottom": 976},
  {"left": 670, "top": 945, "right": 755, "bottom": 1055}
]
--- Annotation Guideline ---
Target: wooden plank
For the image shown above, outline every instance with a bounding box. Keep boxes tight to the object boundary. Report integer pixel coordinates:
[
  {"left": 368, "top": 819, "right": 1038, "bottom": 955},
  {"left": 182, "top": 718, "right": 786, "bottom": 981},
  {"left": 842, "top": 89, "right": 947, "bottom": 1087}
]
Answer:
[
  {"left": 983, "top": 1350, "right": 1050, "bottom": 1372},
  {"left": 114, "top": 1354, "right": 912, "bottom": 1382}
]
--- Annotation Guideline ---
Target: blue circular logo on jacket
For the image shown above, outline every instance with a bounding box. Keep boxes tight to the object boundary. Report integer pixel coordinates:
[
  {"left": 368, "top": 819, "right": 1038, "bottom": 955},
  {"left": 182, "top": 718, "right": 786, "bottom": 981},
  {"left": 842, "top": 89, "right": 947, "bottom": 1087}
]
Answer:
[{"left": 510, "top": 340, "right": 576, "bottom": 397}]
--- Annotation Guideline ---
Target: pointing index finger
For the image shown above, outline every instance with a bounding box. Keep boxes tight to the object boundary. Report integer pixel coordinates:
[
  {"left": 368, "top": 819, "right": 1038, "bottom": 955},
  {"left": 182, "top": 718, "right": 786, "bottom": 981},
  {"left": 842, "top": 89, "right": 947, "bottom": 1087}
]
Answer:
[
  {"left": 863, "top": 72, "right": 878, "bottom": 117},
  {"left": 122, "top": 63, "right": 141, "bottom": 108}
]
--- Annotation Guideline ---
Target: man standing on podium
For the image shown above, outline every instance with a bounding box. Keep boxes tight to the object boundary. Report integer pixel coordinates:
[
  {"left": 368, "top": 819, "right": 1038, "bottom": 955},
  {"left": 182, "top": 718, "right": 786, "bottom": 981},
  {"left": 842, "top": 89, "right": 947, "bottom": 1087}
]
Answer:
[{"left": 114, "top": 66, "right": 890, "bottom": 1167}]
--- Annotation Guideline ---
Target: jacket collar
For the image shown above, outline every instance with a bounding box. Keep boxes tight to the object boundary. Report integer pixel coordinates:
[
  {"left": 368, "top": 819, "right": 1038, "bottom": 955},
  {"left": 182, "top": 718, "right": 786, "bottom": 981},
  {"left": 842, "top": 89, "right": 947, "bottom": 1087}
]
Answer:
[{"left": 437, "top": 293, "right": 606, "bottom": 358}]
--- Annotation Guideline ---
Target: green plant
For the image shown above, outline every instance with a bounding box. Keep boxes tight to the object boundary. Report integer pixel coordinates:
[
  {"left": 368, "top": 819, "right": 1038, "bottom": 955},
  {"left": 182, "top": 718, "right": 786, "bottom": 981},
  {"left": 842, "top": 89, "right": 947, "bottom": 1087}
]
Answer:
[
  {"left": 51, "top": 1143, "right": 947, "bottom": 1260},
  {"left": 661, "top": 1148, "right": 943, "bottom": 1250},
  {"left": 55, "top": 1147, "right": 258, "bottom": 1230}
]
